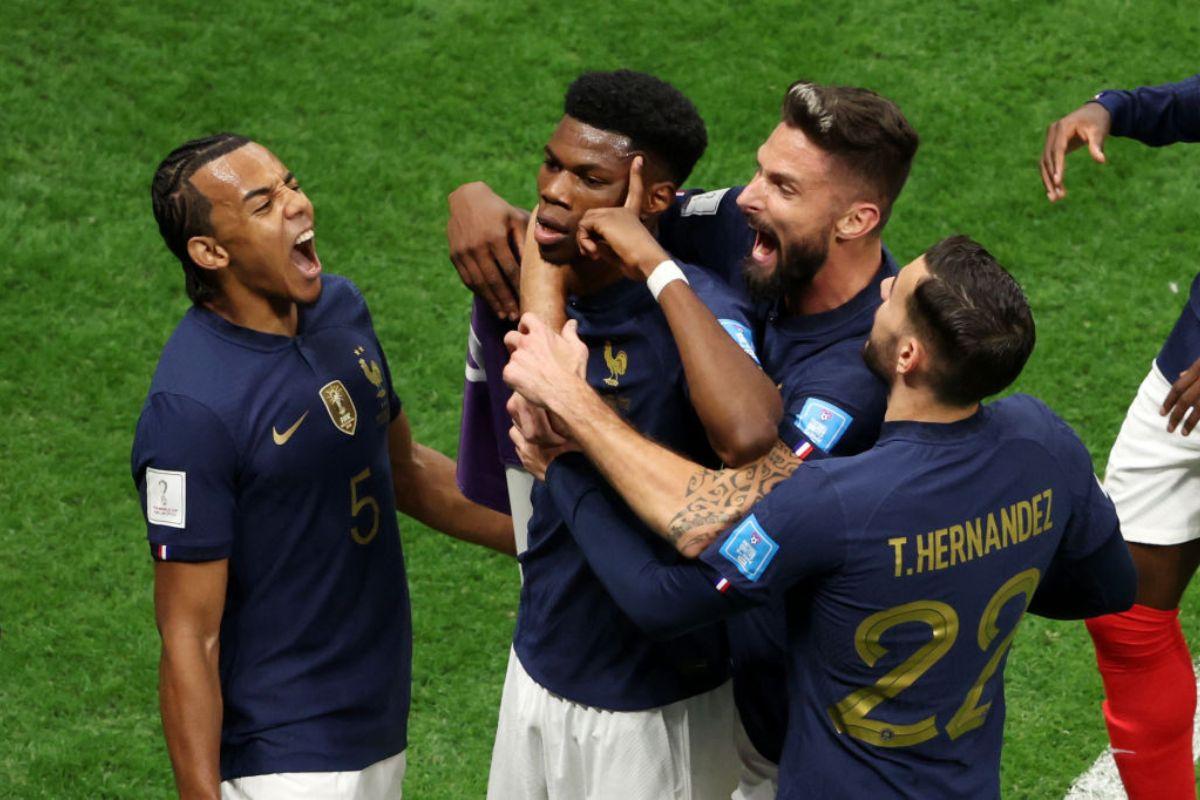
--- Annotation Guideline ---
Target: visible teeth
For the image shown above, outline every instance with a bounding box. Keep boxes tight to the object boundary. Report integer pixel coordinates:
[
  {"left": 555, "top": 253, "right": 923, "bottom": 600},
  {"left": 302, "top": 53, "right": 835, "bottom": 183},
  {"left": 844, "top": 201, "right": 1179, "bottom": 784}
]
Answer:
[{"left": 295, "top": 230, "right": 314, "bottom": 245}]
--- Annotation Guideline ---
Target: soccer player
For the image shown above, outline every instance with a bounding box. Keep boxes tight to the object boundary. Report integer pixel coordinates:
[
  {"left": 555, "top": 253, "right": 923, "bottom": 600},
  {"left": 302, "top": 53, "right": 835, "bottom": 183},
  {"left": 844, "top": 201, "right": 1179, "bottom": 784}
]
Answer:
[
  {"left": 1041, "top": 74, "right": 1200, "bottom": 799},
  {"left": 462, "top": 80, "right": 919, "bottom": 796},
  {"left": 482, "top": 70, "right": 785, "bottom": 800},
  {"left": 502, "top": 235, "right": 1137, "bottom": 799},
  {"left": 134, "top": 133, "right": 513, "bottom": 799}
]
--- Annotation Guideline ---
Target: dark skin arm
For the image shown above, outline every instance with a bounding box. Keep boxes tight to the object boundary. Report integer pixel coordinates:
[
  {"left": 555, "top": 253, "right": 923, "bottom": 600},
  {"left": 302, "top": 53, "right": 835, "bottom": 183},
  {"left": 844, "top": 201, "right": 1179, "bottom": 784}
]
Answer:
[
  {"left": 575, "top": 158, "right": 781, "bottom": 466},
  {"left": 446, "top": 182, "right": 530, "bottom": 321},
  {"left": 155, "top": 559, "right": 227, "bottom": 800},
  {"left": 389, "top": 410, "right": 516, "bottom": 555},
  {"left": 1162, "top": 355, "right": 1200, "bottom": 436}
]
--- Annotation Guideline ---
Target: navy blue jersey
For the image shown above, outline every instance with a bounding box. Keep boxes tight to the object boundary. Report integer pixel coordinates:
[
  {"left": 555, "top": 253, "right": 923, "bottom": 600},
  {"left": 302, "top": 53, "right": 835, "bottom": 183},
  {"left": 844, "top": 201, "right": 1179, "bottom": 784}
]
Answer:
[
  {"left": 663, "top": 183, "right": 896, "bottom": 761},
  {"left": 695, "top": 395, "right": 1124, "bottom": 799},
  {"left": 131, "top": 276, "right": 410, "bottom": 780},
  {"left": 514, "top": 272, "right": 735, "bottom": 710},
  {"left": 1094, "top": 74, "right": 1200, "bottom": 382},
  {"left": 659, "top": 187, "right": 755, "bottom": 291}
]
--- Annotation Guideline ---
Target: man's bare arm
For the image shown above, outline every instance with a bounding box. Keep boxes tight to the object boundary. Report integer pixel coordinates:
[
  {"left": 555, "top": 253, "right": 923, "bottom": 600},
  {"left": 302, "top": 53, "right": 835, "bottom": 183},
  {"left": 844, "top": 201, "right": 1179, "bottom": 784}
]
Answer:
[
  {"left": 504, "top": 314, "right": 800, "bottom": 556},
  {"left": 389, "top": 411, "right": 516, "bottom": 555},
  {"left": 155, "top": 559, "right": 227, "bottom": 800}
]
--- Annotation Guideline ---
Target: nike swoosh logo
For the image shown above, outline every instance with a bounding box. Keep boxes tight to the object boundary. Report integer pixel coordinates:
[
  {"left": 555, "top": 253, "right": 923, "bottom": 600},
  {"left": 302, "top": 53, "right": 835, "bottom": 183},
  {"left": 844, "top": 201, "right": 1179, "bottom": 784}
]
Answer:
[{"left": 272, "top": 411, "right": 309, "bottom": 445}]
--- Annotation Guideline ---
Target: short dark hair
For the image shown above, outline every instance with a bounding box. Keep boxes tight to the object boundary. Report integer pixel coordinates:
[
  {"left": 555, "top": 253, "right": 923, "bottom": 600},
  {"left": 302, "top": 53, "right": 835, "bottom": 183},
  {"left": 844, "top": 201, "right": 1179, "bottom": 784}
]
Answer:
[
  {"left": 564, "top": 70, "right": 707, "bottom": 184},
  {"left": 150, "top": 133, "right": 252, "bottom": 304},
  {"left": 780, "top": 81, "right": 918, "bottom": 231},
  {"left": 908, "top": 235, "right": 1035, "bottom": 406}
]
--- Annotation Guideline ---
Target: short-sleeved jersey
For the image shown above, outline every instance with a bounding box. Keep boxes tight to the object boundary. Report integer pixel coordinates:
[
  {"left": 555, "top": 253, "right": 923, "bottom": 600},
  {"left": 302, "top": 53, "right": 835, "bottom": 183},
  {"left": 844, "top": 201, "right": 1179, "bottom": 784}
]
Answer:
[
  {"left": 514, "top": 273, "right": 736, "bottom": 710},
  {"left": 130, "top": 276, "right": 411, "bottom": 780},
  {"left": 699, "top": 395, "right": 1121, "bottom": 799},
  {"left": 456, "top": 296, "right": 520, "bottom": 514},
  {"left": 663, "top": 183, "right": 896, "bottom": 760},
  {"left": 1094, "top": 74, "right": 1200, "bottom": 382}
]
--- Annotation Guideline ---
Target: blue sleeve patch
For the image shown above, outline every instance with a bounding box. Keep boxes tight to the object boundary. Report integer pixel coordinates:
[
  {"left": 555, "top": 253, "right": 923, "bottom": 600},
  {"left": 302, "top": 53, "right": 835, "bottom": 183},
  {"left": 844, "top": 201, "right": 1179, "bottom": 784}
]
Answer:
[
  {"left": 794, "top": 397, "right": 853, "bottom": 453},
  {"left": 719, "top": 514, "right": 779, "bottom": 581},
  {"left": 717, "top": 319, "right": 760, "bottom": 363}
]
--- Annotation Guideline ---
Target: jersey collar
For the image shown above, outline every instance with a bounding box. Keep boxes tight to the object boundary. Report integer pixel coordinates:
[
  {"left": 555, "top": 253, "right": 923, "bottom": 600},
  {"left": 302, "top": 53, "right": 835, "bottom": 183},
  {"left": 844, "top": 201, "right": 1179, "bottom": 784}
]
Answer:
[{"left": 878, "top": 405, "right": 991, "bottom": 444}]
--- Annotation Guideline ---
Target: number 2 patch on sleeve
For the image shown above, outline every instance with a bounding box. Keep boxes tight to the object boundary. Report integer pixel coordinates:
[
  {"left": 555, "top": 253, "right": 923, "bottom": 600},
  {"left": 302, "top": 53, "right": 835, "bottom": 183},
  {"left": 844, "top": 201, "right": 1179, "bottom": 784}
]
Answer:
[{"left": 719, "top": 514, "right": 779, "bottom": 581}]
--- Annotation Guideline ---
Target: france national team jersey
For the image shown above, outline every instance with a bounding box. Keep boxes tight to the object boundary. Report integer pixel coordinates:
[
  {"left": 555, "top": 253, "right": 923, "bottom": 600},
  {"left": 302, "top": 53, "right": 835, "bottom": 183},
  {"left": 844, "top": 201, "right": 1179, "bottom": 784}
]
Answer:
[
  {"left": 514, "top": 273, "right": 734, "bottom": 710},
  {"left": 662, "top": 183, "right": 896, "bottom": 761},
  {"left": 1093, "top": 74, "right": 1200, "bottom": 382},
  {"left": 697, "top": 395, "right": 1123, "bottom": 798},
  {"left": 457, "top": 296, "right": 520, "bottom": 514},
  {"left": 130, "top": 276, "right": 410, "bottom": 780}
]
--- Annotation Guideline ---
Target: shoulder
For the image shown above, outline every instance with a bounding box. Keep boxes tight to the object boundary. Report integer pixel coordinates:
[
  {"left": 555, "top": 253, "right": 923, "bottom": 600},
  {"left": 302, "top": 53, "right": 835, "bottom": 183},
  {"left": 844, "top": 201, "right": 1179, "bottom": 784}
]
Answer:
[
  {"left": 990, "top": 394, "right": 1096, "bottom": 471},
  {"left": 672, "top": 186, "right": 745, "bottom": 218}
]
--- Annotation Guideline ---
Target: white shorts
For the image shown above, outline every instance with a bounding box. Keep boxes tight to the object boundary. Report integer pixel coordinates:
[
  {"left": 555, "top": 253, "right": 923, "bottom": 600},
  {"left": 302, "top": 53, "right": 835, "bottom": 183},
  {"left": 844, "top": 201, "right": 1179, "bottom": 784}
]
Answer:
[
  {"left": 731, "top": 715, "right": 778, "bottom": 800},
  {"left": 220, "top": 750, "right": 405, "bottom": 800},
  {"left": 487, "top": 649, "right": 740, "bottom": 800},
  {"left": 1104, "top": 362, "right": 1200, "bottom": 545}
]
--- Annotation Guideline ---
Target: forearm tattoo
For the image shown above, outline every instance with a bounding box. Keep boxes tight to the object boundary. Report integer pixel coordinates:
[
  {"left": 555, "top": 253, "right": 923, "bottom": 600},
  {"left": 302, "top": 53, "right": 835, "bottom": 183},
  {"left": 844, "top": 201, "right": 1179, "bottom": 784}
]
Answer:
[{"left": 666, "top": 440, "right": 800, "bottom": 552}]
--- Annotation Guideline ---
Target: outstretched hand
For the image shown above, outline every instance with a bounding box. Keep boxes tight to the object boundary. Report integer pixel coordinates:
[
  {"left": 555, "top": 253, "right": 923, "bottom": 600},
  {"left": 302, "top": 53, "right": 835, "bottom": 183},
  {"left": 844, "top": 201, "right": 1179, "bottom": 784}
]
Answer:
[
  {"left": 1161, "top": 356, "right": 1200, "bottom": 436},
  {"left": 1040, "top": 102, "right": 1112, "bottom": 202},
  {"left": 576, "top": 156, "right": 671, "bottom": 281}
]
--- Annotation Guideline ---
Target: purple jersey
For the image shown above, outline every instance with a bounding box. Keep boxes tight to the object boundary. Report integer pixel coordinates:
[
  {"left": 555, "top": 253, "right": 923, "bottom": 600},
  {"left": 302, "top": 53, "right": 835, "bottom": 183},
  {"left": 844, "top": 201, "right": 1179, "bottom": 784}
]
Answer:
[{"left": 456, "top": 296, "right": 520, "bottom": 514}]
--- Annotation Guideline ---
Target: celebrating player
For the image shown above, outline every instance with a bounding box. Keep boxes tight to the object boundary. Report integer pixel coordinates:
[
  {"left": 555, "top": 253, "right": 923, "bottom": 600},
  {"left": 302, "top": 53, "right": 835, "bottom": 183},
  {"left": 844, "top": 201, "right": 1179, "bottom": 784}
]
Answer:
[
  {"left": 481, "top": 70, "right": 789, "bottom": 800},
  {"left": 1041, "top": 74, "right": 1200, "bottom": 799},
  {"left": 133, "top": 134, "right": 513, "bottom": 799},
  {"left": 503, "top": 236, "right": 1137, "bottom": 799},
  {"left": 461, "top": 79, "right": 919, "bottom": 796}
]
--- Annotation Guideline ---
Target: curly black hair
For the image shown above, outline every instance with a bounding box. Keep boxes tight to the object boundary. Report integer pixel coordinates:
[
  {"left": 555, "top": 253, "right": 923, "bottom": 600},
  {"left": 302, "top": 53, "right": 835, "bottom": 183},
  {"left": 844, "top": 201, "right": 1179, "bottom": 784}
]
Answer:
[{"left": 564, "top": 70, "right": 707, "bottom": 184}]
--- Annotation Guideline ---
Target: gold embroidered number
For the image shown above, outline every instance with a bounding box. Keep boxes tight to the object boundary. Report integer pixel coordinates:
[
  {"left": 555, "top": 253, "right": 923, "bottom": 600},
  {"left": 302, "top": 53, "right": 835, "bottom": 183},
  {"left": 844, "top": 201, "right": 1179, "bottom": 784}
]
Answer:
[
  {"left": 829, "top": 600, "right": 959, "bottom": 747},
  {"left": 349, "top": 467, "right": 380, "bottom": 545},
  {"left": 828, "top": 568, "right": 1041, "bottom": 747}
]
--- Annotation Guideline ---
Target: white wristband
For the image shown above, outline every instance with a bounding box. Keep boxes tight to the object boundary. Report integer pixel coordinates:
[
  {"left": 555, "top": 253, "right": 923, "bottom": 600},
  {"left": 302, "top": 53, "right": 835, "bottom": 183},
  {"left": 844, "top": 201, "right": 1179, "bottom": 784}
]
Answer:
[{"left": 646, "top": 259, "right": 688, "bottom": 301}]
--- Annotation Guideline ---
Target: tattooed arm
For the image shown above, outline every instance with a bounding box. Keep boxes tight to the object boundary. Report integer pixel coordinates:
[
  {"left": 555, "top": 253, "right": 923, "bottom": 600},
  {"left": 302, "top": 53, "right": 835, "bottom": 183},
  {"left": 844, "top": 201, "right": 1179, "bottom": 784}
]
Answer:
[{"left": 504, "top": 313, "right": 800, "bottom": 557}]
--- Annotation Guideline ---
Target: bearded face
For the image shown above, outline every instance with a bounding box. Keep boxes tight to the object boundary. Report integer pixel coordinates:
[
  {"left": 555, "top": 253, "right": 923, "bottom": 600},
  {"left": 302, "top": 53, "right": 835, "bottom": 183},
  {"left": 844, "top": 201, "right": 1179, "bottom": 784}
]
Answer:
[{"left": 741, "top": 212, "right": 832, "bottom": 305}]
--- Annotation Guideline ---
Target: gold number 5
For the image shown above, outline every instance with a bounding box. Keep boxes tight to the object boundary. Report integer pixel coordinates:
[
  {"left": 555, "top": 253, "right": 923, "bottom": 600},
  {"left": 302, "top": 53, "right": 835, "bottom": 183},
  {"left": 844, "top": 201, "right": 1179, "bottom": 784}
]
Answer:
[{"left": 349, "top": 467, "right": 380, "bottom": 545}]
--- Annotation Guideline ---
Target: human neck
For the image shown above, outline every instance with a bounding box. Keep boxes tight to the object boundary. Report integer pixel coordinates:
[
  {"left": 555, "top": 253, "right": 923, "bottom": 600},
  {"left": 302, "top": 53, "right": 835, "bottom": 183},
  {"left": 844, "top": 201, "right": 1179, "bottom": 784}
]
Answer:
[
  {"left": 786, "top": 236, "right": 882, "bottom": 316},
  {"left": 205, "top": 286, "right": 299, "bottom": 337},
  {"left": 883, "top": 383, "right": 979, "bottom": 424},
  {"left": 567, "top": 259, "right": 625, "bottom": 297}
]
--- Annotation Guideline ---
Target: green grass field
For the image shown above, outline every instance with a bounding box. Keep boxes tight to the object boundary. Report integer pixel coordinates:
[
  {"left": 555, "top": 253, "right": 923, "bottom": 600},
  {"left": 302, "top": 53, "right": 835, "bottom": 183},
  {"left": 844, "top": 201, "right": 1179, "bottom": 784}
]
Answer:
[{"left": 2, "top": 1, "right": 1198, "bottom": 797}]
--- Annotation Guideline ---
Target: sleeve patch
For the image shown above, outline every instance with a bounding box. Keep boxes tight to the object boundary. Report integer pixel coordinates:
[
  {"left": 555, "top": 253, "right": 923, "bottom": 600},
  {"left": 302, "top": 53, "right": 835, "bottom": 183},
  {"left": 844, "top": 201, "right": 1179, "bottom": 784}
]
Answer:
[
  {"left": 794, "top": 397, "right": 852, "bottom": 453},
  {"left": 145, "top": 467, "right": 186, "bottom": 529},
  {"left": 680, "top": 188, "right": 731, "bottom": 217},
  {"left": 719, "top": 514, "right": 779, "bottom": 581},
  {"left": 717, "top": 319, "right": 760, "bottom": 363}
]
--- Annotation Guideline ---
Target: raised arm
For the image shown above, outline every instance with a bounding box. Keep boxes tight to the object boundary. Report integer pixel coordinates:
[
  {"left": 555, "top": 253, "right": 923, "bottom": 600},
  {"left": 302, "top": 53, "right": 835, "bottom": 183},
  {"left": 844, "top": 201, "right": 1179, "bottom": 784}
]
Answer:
[
  {"left": 155, "top": 560, "right": 227, "bottom": 800},
  {"left": 1040, "top": 74, "right": 1200, "bottom": 201},
  {"left": 575, "top": 158, "right": 782, "bottom": 465},
  {"left": 504, "top": 313, "right": 799, "bottom": 557},
  {"left": 390, "top": 409, "right": 516, "bottom": 555}
]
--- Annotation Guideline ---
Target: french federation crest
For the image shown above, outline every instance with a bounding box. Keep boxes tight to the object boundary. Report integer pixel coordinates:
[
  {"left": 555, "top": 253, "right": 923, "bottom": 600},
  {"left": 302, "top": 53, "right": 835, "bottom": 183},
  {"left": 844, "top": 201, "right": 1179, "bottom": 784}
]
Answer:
[{"left": 319, "top": 380, "right": 358, "bottom": 436}]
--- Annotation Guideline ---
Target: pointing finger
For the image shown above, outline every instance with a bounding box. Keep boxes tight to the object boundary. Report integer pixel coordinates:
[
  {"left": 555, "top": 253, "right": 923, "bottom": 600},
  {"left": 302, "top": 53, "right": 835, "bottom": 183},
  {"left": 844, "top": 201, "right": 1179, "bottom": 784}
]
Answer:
[{"left": 624, "top": 155, "right": 646, "bottom": 213}]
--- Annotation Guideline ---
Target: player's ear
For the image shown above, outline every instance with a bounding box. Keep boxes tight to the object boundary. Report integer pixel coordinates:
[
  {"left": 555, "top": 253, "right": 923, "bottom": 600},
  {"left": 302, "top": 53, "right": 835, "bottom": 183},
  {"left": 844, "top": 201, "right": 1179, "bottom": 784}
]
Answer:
[
  {"left": 643, "top": 180, "right": 677, "bottom": 217},
  {"left": 894, "top": 334, "right": 920, "bottom": 377},
  {"left": 835, "top": 201, "right": 880, "bottom": 241},
  {"left": 187, "top": 236, "right": 229, "bottom": 272}
]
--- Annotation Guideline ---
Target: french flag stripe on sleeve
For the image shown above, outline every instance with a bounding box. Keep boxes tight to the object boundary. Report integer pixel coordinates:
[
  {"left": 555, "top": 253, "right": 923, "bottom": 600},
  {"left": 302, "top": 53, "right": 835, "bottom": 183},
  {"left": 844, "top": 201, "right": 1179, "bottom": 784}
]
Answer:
[
  {"left": 157, "top": 544, "right": 168, "bottom": 560},
  {"left": 715, "top": 577, "right": 730, "bottom": 593}
]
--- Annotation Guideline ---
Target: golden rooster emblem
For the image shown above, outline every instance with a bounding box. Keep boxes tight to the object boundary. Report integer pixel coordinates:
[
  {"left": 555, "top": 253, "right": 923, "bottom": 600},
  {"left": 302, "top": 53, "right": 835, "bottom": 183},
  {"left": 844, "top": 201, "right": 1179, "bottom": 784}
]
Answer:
[
  {"left": 603, "top": 341, "right": 627, "bottom": 387},
  {"left": 359, "top": 357, "right": 386, "bottom": 399}
]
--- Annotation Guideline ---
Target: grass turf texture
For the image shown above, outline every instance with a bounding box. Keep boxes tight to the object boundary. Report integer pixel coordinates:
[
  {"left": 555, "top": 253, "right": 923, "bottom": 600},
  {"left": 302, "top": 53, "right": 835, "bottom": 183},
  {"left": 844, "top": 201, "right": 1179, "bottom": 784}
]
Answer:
[{"left": 1, "top": 1, "right": 1197, "bottom": 796}]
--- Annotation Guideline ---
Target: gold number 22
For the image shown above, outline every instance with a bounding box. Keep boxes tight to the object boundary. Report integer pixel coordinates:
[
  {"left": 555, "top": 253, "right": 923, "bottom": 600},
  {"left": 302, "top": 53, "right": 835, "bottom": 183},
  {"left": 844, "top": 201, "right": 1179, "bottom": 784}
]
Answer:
[
  {"left": 828, "top": 568, "right": 1040, "bottom": 748},
  {"left": 349, "top": 467, "right": 380, "bottom": 545}
]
